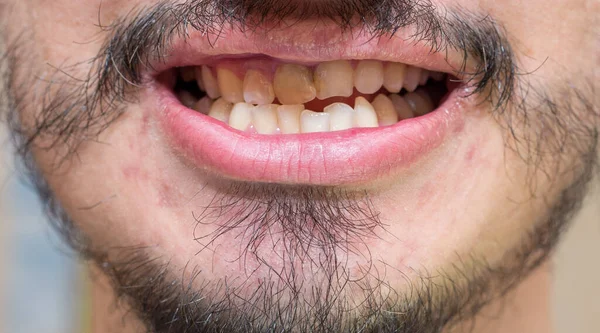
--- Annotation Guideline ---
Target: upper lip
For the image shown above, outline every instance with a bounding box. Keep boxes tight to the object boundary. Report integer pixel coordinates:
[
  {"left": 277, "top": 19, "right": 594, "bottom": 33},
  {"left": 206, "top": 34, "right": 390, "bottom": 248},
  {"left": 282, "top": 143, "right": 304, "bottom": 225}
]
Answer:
[{"left": 144, "top": 24, "right": 473, "bottom": 185}]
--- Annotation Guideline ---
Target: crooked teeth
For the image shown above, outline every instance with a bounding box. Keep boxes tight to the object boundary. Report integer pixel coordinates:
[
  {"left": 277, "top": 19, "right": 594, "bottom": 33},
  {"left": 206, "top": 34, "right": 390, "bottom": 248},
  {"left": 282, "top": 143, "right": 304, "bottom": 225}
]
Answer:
[
  {"left": 353, "top": 97, "right": 378, "bottom": 128},
  {"left": 354, "top": 60, "right": 384, "bottom": 94},
  {"left": 274, "top": 64, "right": 317, "bottom": 104},
  {"left": 371, "top": 94, "right": 398, "bottom": 126},
  {"left": 314, "top": 61, "right": 354, "bottom": 100},
  {"left": 324, "top": 103, "right": 354, "bottom": 131},
  {"left": 277, "top": 104, "right": 303, "bottom": 134},
  {"left": 217, "top": 68, "right": 244, "bottom": 103},
  {"left": 208, "top": 98, "right": 234, "bottom": 122},
  {"left": 301, "top": 110, "right": 330, "bottom": 133},
  {"left": 229, "top": 102, "right": 254, "bottom": 131},
  {"left": 243, "top": 70, "right": 275, "bottom": 105}
]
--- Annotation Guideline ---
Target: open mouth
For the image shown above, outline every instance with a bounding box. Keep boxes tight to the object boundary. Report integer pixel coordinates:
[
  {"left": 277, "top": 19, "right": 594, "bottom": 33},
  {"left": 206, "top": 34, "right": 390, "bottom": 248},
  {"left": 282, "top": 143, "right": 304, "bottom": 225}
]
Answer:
[
  {"left": 149, "top": 31, "right": 470, "bottom": 185},
  {"left": 169, "top": 58, "right": 450, "bottom": 134}
]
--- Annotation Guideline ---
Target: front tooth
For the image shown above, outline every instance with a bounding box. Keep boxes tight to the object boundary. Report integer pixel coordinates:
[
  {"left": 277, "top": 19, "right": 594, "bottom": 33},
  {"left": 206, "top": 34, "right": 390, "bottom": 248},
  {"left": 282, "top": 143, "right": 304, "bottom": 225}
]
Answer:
[
  {"left": 301, "top": 110, "right": 330, "bottom": 133},
  {"left": 229, "top": 102, "right": 254, "bottom": 131},
  {"left": 277, "top": 104, "right": 303, "bottom": 134},
  {"left": 193, "top": 96, "right": 213, "bottom": 115},
  {"left": 274, "top": 64, "right": 316, "bottom": 104},
  {"left": 323, "top": 103, "right": 354, "bottom": 131},
  {"left": 403, "top": 66, "right": 421, "bottom": 92},
  {"left": 383, "top": 62, "right": 406, "bottom": 93},
  {"left": 253, "top": 104, "right": 279, "bottom": 134},
  {"left": 208, "top": 98, "right": 233, "bottom": 122},
  {"left": 314, "top": 60, "right": 354, "bottom": 99},
  {"left": 389, "top": 94, "right": 414, "bottom": 120},
  {"left": 353, "top": 97, "right": 378, "bottom": 128},
  {"left": 371, "top": 94, "right": 399, "bottom": 126},
  {"left": 404, "top": 91, "right": 435, "bottom": 116},
  {"left": 354, "top": 60, "right": 384, "bottom": 94},
  {"left": 199, "top": 66, "right": 221, "bottom": 99},
  {"left": 243, "top": 70, "right": 275, "bottom": 105},
  {"left": 217, "top": 68, "right": 244, "bottom": 103}
]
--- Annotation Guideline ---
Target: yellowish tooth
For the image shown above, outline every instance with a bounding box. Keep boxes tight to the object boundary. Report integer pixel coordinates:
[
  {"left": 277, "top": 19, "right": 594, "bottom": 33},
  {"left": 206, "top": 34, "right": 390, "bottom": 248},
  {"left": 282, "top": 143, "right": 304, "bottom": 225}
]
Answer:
[
  {"left": 371, "top": 94, "right": 399, "bottom": 126},
  {"left": 217, "top": 68, "right": 244, "bottom": 103},
  {"left": 353, "top": 97, "right": 378, "bottom": 128},
  {"left": 199, "top": 66, "right": 221, "bottom": 99},
  {"left": 243, "top": 70, "right": 275, "bottom": 105},
  {"left": 274, "top": 64, "right": 316, "bottom": 104},
  {"left": 193, "top": 96, "right": 213, "bottom": 115},
  {"left": 389, "top": 94, "right": 414, "bottom": 120},
  {"left": 180, "top": 67, "right": 196, "bottom": 82},
  {"left": 403, "top": 66, "right": 421, "bottom": 92},
  {"left": 277, "top": 104, "right": 304, "bottom": 134},
  {"left": 354, "top": 60, "right": 384, "bottom": 94},
  {"left": 383, "top": 62, "right": 406, "bottom": 93},
  {"left": 314, "top": 60, "right": 354, "bottom": 99},
  {"left": 253, "top": 104, "right": 279, "bottom": 134},
  {"left": 419, "top": 70, "right": 430, "bottom": 85},
  {"left": 208, "top": 98, "right": 233, "bottom": 122},
  {"left": 323, "top": 103, "right": 354, "bottom": 131},
  {"left": 229, "top": 102, "right": 254, "bottom": 131},
  {"left": 301, "top": 110, "right": 330, "bottom": 133},
  {"left": 404, "top": 91, "right": 435, "bottom": 116}
]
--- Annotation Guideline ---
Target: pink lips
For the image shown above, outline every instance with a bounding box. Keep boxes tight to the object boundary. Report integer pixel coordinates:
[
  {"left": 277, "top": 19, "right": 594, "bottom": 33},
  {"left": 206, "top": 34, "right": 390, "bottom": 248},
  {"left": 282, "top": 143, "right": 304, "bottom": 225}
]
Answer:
[{"left": 145, "top": 26, "right": 469, "bottom": 185}]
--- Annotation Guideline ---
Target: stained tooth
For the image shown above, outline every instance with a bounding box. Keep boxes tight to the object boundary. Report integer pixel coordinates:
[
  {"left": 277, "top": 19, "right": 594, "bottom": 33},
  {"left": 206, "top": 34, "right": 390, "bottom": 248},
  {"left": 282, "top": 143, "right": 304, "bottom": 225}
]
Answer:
[
  {"left": 323, "top": 103, "right": 354, "bottom": 131},
  {"left": 403, "top": 66, "right": 421, "bottom": 92},
  {"left": 274, "top": 64, "right": 316, "bottom": 104},
  {"left": 277, "top": 104, "right": 304, "bottom": 134},
  {"left": 301, "top": 110, "right": 330, "bottom": 133},
  {"left": 419, "top": 70, "right": 430, "bottom": 85},
  {"left": 389, "top": 94, "right": 415, "bottom": 120},
  {"left": 199, "top": 66, "right": 221, "bottom": 99},
  {"left": 383, "top": 62, "right": 406, "bottom": 93},
  {"left": 180, "top": 67, "right": 196, "bottom": 82},
  {"left": 253, "top": 104, "right": 279, "bottom": 134},
  {"left": 371, "top": 94, "right": 399, "bottom": 126},
  {"left": 208, "top": 98, "right": 233, "bottom": 122},
  {"left": 217, "top": 68, "right": 244, "bottom": 103},
  {"left": 229, "top": 102, "right": 254, "bottom": 131},
  {"left": 243, "top": 70, "right": 275, "bottom": 105},
  {"left": 314, "top": 60, "right": 354, "bottom": 99},
  {"left": 404, "top": 91, "right": 435, "bottom": 116},
  {"left": 353, "top": 97, "right": 378, "bottom": 128},
  {"left": 354, "top": 60, "right": 384, "bottom": 94},
  {"left": 178, "top": 90, "right": 197, "bottom": 109},
  {"left": 193, "top": 96, "right": 213, "bottom": 115}
]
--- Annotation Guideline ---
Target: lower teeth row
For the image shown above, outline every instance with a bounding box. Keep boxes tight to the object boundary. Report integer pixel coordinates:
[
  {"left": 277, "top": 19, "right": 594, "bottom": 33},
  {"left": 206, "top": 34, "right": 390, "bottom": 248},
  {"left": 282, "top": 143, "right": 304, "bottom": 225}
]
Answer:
[{"left": 180, "top": 91, "right": 436, "bottom": 134}]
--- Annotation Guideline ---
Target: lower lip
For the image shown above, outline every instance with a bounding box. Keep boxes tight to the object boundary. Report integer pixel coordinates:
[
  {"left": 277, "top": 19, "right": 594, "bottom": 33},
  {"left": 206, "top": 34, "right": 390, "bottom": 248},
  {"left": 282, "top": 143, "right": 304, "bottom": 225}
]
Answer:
[{"left": 152, "top": 84, "right": 466, "bottom": 185}]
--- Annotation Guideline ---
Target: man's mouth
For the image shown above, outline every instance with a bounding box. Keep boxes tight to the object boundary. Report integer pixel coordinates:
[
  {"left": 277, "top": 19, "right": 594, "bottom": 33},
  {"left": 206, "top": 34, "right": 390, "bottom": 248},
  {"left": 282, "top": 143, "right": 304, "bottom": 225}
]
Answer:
[{"left": 148, "top": 30, "right": 471, "bottom": 185}]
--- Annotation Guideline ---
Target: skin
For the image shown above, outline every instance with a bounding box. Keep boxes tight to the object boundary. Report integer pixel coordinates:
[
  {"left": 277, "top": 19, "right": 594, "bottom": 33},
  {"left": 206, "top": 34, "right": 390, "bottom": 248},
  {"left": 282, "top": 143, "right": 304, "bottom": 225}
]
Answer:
[{"left": 0, "top": 0, "right": 597, "bottom": 332}]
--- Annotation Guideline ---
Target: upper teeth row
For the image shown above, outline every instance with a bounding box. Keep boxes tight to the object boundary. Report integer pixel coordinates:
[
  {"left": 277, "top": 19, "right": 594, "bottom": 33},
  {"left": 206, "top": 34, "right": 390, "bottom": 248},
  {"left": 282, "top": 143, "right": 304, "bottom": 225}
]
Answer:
[{"left": 181, "top": 60, "right": 444, "bottom": 105}]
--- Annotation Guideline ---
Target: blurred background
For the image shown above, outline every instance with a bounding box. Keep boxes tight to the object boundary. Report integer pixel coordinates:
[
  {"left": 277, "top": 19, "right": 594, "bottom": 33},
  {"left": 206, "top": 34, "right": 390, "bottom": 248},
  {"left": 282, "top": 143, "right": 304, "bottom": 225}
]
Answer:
[{"left": 0, "top": 127, "right": 599, "bottom": 332}]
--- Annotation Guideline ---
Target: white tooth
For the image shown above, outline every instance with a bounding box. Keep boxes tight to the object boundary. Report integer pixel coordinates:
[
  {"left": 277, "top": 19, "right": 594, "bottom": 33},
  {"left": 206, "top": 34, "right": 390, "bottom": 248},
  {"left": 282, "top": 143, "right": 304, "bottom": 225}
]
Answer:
[
  {"left": 314, "top": 60, "right": 354, "bottom": 99},
  {"left": 353, "top": 97, "right": 378, "bottom": 128},
  {"left": 217, "top": 67, "right": 244, "bottom": 103},
  {"left": 323, "top": 103, "right": 354, "bottom": 131},
  {"left": 180, "top": 67, "right": 196, "bottom": 82},
  {"left": 199, "top": 66, "right": 221, "bottom": 99},
  {"left": 354, "top": 60, "right": 384, "bottom": 94},
  {"left": 193, "top": 96, "right": 213, "bottom": 115},
  {"left": 178, "top": 90, "right": 197, "bottom": 109},
  {"left": 404, "top": 91, "right": 435, "bottom": 116},
  {"left": 253, "top": 104, "right": 279, "bottom": 134},
  {"left": 208, "top": 98, "right": 233, "bottom": 122},
  {"left": 274, "top": 64, "right": 316, "bottom": 104},
  {"left": 243, "top": 70, "right": 275, "bottom": 105},
  {"left": 389, "top": 94, "right": 414, "bottom": 120},
  {"left": 383, "top": 62, "right": 406, "bottom": 93},
  {"left": 419, "top": 70, "right": 430, "bottom": 85},
  {"left": 301, "top": 110, "right": 330, "bottom": 133},
  {"left": 229, "top": 102, "right": 254, "bottom": 131},
  {"left": 371, "top": 94, "right": 399, "bottom": 126},
  {"left": 403, "top": 66, "right": 421, "bottom": 92},
  {"left": 277, "top": 104, "right": 304, "bottom": 134}
]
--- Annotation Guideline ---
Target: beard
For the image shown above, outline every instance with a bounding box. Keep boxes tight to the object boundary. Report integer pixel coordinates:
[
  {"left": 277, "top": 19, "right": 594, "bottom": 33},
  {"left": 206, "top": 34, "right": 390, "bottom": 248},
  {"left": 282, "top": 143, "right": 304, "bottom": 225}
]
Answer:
[{"left": 1, "top": 0, "right": 599, "bottom": 332}]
